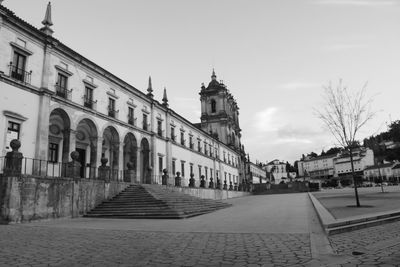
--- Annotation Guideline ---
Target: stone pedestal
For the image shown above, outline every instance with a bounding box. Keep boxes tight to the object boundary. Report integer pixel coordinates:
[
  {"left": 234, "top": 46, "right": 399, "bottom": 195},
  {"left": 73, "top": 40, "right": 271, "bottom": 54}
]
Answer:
[
  {"left": 189, "top": 173, "right": 195, "bottom": 188},
  {"left": 175, "top": 172, "right": 181, "bottom": 187},
  {"left": 216, "top": 178, "right": 221, "bottom": 190},
  {"left": 4, "top": 139, "right": 23, "bottom": 176},
  {"left": 200, "top": 175, "right": 205, "bottom": 188},
  {"left": 209, "top": 177, "right": 214, "bottom": 189},
  {"left": 66, "top": 151, "right": 81, "bottom": 178},
  {"left": 124, "top": 170, "right": 136, "bottom": 182},
  {"left": 98, "top": 157, "right": 110, "bottom": 181},
  {"left": 223, "top": 180, "right": 227, "bottom": 190},
  {"left": 234, "top": 183, "right": 238, "bottom": 191},
  {"left": 229, "top": 181, "right": 233, "bottom": 190},
  {"left": 162, "top": 169, "right": 168, "bottom": 185}
]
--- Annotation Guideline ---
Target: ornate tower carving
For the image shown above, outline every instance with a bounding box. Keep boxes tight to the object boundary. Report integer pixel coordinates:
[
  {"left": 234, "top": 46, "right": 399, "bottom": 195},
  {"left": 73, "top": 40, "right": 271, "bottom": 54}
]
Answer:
[{"left": 199, "top": 70, "right": 242, "bottom": 150}]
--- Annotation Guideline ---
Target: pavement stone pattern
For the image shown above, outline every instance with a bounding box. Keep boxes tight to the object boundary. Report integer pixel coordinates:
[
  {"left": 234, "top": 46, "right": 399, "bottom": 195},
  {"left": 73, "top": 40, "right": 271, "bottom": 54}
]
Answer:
[
  {"left": 0, "top": 225, "right": 311, "bottom": 267},
  {"left": 329, "top": 220, "right": 400, "bottom": 266}
]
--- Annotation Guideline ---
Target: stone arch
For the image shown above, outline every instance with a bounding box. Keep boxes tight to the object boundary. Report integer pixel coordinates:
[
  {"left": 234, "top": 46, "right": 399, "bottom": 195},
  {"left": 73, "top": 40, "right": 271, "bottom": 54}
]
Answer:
[
  {"left": 140, "top": 137, "right": 151, "bottom": 184},
  {"left": 102, "top": 126, "right": 120, "bottom": 179},
  {"left": 123, "top": 132, "right": 138, "bottom": 182},
  {"left": 48, "top": 108, "right": 71, "bottom": 164},
  {"left": 75, "top": 118, "right": 98, "bottom": 178},
  {"left": 71, "top": 114, "right": 100, "bottom": 134}
]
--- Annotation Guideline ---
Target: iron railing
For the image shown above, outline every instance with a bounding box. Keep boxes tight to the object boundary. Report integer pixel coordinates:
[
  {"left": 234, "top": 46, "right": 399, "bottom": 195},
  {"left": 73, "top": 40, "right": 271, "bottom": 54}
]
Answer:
[
  {"left": 9, "top": 64, "right": 32, "bottom": 84},
  {"left": 128, "top": 115, "right": 137, "bottom": 126},
  {"left": 55, "top": 84, "right": 72, "bottom": 100},
  {"left": 84, "top": 95, "right": 97, "bottom": 109}
]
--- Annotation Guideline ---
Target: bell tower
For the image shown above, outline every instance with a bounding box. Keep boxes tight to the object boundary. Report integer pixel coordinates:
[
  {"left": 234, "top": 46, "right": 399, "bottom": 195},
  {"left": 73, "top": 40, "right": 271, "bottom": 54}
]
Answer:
[{"left": 199, "top": 70, "right": 242, "bottom": 150}]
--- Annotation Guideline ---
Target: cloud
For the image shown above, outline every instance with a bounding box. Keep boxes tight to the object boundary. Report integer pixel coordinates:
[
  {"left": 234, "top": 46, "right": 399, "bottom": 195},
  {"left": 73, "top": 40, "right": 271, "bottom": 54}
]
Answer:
[
  {"left": 253, "top": 107, "right": 279, "bottom": 132},
  {"left": 322, "top": 43, "right": 367, "bottom": 51},
  {"left": 273, "top": 138, "right": 313, "bottom": 145},
  {"left": 279, "top": 82, "right": 321, "bottom": 90},
  {"left": 314, "top": 0, "right": 398, "bottom": 6}
]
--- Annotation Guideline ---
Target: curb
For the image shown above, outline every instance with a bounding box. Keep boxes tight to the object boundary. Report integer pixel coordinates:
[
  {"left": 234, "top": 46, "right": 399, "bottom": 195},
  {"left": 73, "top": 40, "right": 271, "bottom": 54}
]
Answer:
[{"left": 308, "top": 192, "right": 400, "bottom": 235}]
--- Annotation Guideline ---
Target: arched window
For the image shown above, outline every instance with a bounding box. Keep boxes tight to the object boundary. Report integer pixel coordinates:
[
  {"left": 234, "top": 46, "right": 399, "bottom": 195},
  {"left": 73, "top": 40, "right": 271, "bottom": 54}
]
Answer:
[{"left": 211, "top": 99, "right": 216, "bottom": 113}]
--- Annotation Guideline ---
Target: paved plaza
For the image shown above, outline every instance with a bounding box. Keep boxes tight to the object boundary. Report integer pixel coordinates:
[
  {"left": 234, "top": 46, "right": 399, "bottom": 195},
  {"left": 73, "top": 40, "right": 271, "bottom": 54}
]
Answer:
[{"left": 0, "top": 193, "right": 400, "bottom": 266}]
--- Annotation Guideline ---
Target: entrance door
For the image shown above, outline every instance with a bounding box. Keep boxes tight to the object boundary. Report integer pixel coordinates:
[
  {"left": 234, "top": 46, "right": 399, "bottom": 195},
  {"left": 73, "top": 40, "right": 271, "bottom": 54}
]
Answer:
[{"left": 76, "top": 148, "right": 86, "bottom": 178}]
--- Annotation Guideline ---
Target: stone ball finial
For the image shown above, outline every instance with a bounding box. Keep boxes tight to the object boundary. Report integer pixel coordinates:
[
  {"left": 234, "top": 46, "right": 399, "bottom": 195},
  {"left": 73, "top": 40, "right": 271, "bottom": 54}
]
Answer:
[
  {"left": 10, "top": 139, "right": 21, "bottom": 151},
  {"left": 176, "top": 171, "right": 181, "bottom": 177},
  {"left": 127, "top": 161, "right": 134, "bottom": 170},
  {"left": 101, "top": 157, "right": 108, "bottom": 166},
  {"left": 163, "top": 168, "right": 168, "bottom": 174},
  {"left": 70, "top": 151, "right": 80, "bottom": 161}
]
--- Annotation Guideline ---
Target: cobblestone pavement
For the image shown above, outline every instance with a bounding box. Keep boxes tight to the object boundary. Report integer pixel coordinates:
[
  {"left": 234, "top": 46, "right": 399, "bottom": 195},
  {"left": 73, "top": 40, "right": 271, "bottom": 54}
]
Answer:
[
  {"left": 329, "top": 220, "right": 400, "bottom": 266},
  {"left": 0, "top": 225, "right": 312, "bottom": 267}
]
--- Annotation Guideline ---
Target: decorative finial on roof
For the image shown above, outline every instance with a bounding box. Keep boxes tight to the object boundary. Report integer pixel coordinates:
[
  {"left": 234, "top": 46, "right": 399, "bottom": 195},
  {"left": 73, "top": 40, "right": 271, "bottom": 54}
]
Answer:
[
  {"left": 211, "top": 68, "right": 217, "bottom": 81},
  {"left": 0, "top": 0, "right": 4, "bottom": 6},
  {"left": 40, "top": 2, "right": 54, "bottom": 36},
  {"left": 147, "top": 76, "right": 154, "bottom": 98},
  {"left": 162, "top": 87, "right": 169, "bottom": 107}
]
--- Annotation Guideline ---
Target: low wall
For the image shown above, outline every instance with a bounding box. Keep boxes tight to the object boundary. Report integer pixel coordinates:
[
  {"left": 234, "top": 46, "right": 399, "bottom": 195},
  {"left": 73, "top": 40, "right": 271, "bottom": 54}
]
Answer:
[
  {"left": 0, "top": 176, "right": 130, "bottom": 223},
  {"left": 165, "top": 186, "right": 251, "bottom": 200}
]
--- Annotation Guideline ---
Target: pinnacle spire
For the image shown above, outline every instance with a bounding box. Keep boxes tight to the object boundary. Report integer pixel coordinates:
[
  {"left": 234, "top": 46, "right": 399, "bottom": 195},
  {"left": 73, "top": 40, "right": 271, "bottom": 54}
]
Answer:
[
  {"left": 147, "top": 76, "right": 154, "bottom": 98},
  {"left": 162, "top": 87, "right": 169, "bottom": 107},
  {"left": 211, "top": 68, "right": 217, "bottom": 81},
  {"left": 40, "top": 2, "right": 54, "bottom": 36}
]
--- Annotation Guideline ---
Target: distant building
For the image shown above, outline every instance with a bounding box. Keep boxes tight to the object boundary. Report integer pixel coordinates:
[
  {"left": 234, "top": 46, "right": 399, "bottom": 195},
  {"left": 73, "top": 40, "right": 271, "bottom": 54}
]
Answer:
[
  {"left": 245, "top": 161, "right": 267, "bottom": 184},
  {"left": 334, "top": 148, "right": 374, "bottom": 178},
  {"left": 263, "top": 159, "right": 289, "bottom": 184},
  {"left": 364, "top": 162, "right": 400, "bottom": 183},
  {"left": 297, "top": 154, "right": 337, "bottom": 180}
]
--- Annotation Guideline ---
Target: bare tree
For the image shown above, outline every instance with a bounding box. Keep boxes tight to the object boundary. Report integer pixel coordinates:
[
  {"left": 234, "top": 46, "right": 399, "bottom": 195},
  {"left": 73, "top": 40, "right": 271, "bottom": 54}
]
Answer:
[{"left": 316, "top": 80, "right": 376, "bottom": 207}]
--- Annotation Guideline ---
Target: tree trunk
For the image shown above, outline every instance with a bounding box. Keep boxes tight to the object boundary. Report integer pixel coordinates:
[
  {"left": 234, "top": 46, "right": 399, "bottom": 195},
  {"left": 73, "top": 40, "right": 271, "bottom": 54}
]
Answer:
[{"left": 349, "top": 147, "right": 361, "bottom": 207}]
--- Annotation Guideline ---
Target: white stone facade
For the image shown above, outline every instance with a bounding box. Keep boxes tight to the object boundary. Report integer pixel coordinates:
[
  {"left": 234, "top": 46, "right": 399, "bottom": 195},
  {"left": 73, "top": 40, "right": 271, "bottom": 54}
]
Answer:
[{"left": 0, "top": 5, "right": 242, "bottom": 186}]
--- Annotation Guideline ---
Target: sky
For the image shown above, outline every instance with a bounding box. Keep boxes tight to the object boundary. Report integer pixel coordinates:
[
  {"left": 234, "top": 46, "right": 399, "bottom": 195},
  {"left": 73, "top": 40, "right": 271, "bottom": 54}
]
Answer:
[{"left": 3, "top": 0, "right": 400, "bottom": 164}]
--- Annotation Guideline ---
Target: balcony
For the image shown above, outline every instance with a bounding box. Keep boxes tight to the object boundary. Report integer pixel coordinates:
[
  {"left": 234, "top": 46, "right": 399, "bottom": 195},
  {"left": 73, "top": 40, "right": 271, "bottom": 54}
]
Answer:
[
  {"left": 181, "top": 139, "right": 186, "bottom": 146},
  {"left": 84, "top": 96, "right": 96, "bottom": 110},
  {"left": 55, "top": 84, "right": 72, "bottom": 100},
  {"left": 171, "top": 135, "right": 176, "bottom": 142},
  {"left": 9, "top": 64, "right": 31, "bottom": 84},
  {"left": 108, "top": 106, "right": 118, "bottom": 118},
  {"left": 189, "top": 143, "right": 194, "bottom": 149},
  {"left": 157, "top": 129, "right": 164, "bottom": 137},
  {"left": 128, "top": 115, "right": 136, "bottom": 126},
  {"left": 142, "top": 122, "right": 150, "bottom": 131}
]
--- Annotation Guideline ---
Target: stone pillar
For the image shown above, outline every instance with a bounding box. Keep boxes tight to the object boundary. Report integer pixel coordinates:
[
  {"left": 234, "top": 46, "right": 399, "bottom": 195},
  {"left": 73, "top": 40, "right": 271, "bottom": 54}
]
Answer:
[
  {"left": 118, "top": 141, "right": 124, "bottom": 181},
  {"left": 4, "top": 139, "right": 23, "bottom": 176},
  {"left": 135, "top": 146, "right": 141, "bottom": 183},
  {"left": 95, "top": 137, "right": 103, "bottom": 179},
  {"left": 65, "top": 129, "right": 76, "bottom": 163}
]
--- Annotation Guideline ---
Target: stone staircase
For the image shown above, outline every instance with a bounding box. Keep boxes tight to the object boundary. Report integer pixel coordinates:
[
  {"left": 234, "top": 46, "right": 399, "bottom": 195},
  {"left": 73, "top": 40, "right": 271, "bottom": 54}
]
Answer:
[{"left": 84, "top": 184, "right": 232, "bottom": 219}]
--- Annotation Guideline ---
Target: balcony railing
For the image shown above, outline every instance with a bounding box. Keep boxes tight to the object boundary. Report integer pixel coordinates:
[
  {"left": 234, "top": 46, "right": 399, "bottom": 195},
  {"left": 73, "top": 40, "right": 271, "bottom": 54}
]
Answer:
[
  {"left": 55, "top": 84, "right": 72, "bottom": 100},
  {"left": 128, "top": 115, "right": 137, "bottom": 126},
  {"left": 142, "top": 123, "right": 150, "bottom": 131},
  {"left": 181, "top": 139, "right": 186, "bottom": 146},
  {"left": 189, "top": 143, "right": 194, "bottom": 149},
  {"left": 157, "top": 129, "right": 164, "bottom": 137},
  {"left": 9, "top": 64, "right": 32, "bottom": 84},
  {"left": 84, "top": 96, "right": 97, "bottom": 109},
  {"left": 108, "top": 106, "right": 119, "bottom": 118},
  {"left": 171, "top": 135, "right": 176, "bottom": 142}
]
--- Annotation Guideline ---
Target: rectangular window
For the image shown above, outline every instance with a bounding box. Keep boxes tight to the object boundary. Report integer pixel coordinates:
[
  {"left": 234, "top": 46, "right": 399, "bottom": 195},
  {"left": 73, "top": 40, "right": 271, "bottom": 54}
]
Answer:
[
  {"left": 198, "top": 140, "right": 201, "bottom": 152},
  {"left": 180, "top": 131, "right": 185, "bottom": 146},
  {"left": 56, "top": 73, "right": 68, "bottom": 98},
  {"left": 6, "top": 121, "right": 20, "bottom": 150},
  {"left": 189, "top": 136, "right": 193, "bottom": 149},
  {"left": 11, "top": 51, "right": 27, "bottom": 82},
  {"left": 128, "top": 107, "right": 134, "bottom": 125},
  {"left": 143, "top": 114, "right": 148, "bottom": 130},
  {"left": 204, "top": 141, "right": 207, "bottom": 155},
  {"left": 198, "top": 166, "right": 202, "bottom": 177},
  {"left": 158, "top": 157, "right": 163, "bottom": 173},
  {"left": 171, "top": 127, "right": 175, "bottom": 141},
  {"left": 48, "top": 143, "right": 59, "bottom": 163},
  {"left": 181, "top": 162, "right": 185, "bottom": 177},
  {"left": 205, "top": 167, "right": 208, "bottom": 180},
  {"left": 84, "top": 87, "right": 94, "bottom": 109},
  {"left": 108, "top": 98, "right": 116, "bottom": 117},
  {"left": 172, "top": 160, "right": 176, "bottom": 175},
  {"left": 157, "top": 120, "right": 162, "bottom": 137}
]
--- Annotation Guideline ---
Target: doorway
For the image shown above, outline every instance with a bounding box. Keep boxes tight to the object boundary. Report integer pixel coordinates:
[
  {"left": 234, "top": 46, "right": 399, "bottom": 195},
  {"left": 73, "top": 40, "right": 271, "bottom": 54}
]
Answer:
[{"left": 76, "top": 148, "right": 86, "bottom": 178}]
